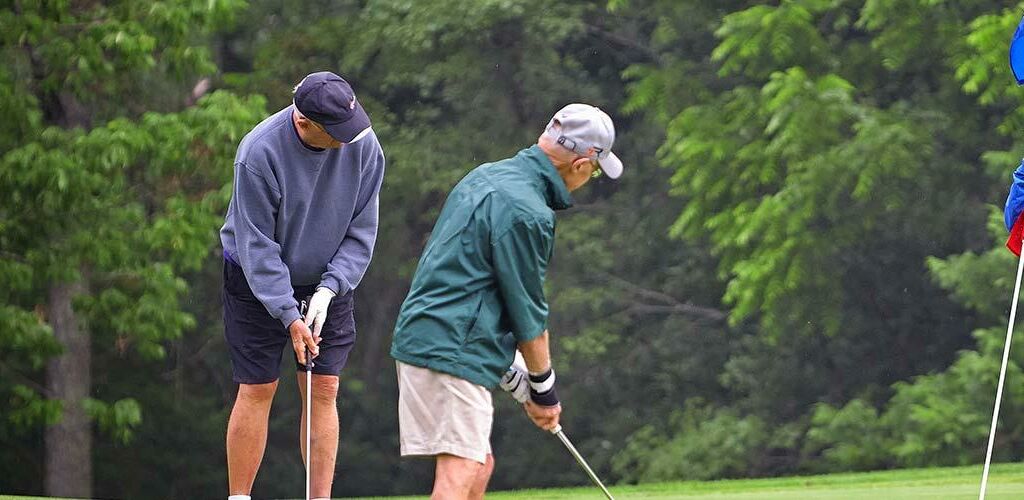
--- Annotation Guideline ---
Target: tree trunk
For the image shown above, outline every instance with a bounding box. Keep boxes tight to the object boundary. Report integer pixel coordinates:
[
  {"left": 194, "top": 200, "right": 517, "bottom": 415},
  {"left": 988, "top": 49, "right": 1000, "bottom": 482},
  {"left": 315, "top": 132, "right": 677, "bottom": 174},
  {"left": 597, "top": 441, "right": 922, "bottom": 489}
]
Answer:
[{"left": 44, "top": 280, "right": 92, "bottom": 498}]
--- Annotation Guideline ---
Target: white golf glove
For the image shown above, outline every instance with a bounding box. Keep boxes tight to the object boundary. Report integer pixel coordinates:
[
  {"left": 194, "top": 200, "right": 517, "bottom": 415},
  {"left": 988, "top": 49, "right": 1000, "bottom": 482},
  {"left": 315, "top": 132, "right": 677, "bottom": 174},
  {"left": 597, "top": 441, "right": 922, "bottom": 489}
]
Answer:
[
  {"left": 499, "top": 351, "right": 530, "bottom": 404},
  {"left": 304, "top": 287, "right": 335, "bottom": 339}
]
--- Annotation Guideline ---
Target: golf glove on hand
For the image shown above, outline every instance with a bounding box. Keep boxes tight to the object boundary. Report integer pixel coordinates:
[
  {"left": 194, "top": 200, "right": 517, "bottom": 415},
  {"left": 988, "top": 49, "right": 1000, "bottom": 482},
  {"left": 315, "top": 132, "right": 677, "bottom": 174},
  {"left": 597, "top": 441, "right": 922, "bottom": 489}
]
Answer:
[
  {"left": 500, "top": 365, "right": 530, "bottom": 404},
  {"left": 304, "top": 287, "right": 335, "bottom": 338},
  {"left": 499, "top": 351, "right": 530, "bottom": 404}
]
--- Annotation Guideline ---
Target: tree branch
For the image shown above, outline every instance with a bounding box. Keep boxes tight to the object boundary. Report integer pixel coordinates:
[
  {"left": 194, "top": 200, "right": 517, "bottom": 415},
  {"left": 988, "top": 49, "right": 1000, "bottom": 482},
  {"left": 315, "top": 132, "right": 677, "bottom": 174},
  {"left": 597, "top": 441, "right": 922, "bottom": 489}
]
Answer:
[
  {"left": 585, "top": 25, "right": 662, "bottom": 64},
  {"left": 0, "top": 359, "right": 51, "bottom": 397},
  {"left": 598, "top": 271, "right": 728, "bottom": 321},
  {"left": 623, "top": 302, "right": 727, "bottom": 321}
]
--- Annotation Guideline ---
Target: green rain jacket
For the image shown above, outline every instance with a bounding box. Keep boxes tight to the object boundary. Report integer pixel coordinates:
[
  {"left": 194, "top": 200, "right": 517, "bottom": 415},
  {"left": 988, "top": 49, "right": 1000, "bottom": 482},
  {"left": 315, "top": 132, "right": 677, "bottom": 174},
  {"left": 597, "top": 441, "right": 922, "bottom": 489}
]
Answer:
[{"left": 390, "top": 145, "right": 573, "bottom": 388}]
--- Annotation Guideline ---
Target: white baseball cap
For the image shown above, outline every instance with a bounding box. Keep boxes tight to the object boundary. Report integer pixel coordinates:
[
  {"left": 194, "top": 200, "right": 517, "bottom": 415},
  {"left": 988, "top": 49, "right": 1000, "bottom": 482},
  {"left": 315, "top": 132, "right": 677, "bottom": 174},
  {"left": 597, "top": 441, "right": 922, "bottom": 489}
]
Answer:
[{"left": 544, "top": 103, "right": 623, "bottom": 179}]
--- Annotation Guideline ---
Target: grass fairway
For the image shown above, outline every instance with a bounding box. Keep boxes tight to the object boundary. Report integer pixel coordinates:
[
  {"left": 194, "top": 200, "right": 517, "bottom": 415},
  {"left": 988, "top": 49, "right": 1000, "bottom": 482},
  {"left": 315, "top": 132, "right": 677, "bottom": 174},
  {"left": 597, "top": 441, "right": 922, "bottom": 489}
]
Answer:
[
  {"left": 475, "top": 462, "right": 1024, "bottom": 499},
  {"left": 3, "top": 463, "right": 1024, "bottom": 499}
]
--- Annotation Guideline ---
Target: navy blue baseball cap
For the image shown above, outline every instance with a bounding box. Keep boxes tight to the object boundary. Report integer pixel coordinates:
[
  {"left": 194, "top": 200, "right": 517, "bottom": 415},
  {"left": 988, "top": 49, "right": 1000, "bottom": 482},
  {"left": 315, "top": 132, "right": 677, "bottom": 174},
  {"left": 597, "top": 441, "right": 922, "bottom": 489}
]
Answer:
[
  {"left": 293, "top": 71, "right": 372, "bottom": 143},
  {"left": 1011, "top": 13, "right": 1024, "bottom": 85}
]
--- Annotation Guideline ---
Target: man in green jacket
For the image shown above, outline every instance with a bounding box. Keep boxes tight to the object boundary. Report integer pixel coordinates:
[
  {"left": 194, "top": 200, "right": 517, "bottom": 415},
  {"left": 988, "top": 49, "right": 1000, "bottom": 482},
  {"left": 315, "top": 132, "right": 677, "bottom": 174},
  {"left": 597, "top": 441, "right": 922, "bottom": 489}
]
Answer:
[{"left": 390, "top": 103, "right": 623, "bottom": 499}]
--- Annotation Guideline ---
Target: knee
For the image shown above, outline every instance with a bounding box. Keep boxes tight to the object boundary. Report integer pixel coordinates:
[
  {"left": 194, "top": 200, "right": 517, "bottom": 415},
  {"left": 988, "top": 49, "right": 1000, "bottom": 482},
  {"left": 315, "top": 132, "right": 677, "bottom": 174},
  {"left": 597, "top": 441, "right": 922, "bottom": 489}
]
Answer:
[
  {"left": 237, "top": 381, "right": 278, "bottom": 405},
  {"left": 435, "top": 454, "right": 484, "bottom": 483},
  {"left": 311, "top": 375, "right": 339, "bottom": 403}
]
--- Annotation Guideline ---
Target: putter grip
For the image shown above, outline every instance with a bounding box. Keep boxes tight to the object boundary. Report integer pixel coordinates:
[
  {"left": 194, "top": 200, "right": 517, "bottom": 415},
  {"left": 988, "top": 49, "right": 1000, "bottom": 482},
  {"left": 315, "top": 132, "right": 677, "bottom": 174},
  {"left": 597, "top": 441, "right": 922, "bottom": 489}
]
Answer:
[
  {"left": 300, "top": 299, "right": 314, "bottom": 370},
  {"left": 551, "top": 424, "right": 562, "bottom": 434}
]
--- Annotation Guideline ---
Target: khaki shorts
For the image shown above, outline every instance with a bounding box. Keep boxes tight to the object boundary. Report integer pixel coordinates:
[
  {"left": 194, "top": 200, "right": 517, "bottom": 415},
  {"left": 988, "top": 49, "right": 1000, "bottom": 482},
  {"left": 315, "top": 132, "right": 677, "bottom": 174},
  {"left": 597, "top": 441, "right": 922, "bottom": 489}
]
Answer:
[{"left": 396, "top": 361, "right": 493, "bottom": 464}]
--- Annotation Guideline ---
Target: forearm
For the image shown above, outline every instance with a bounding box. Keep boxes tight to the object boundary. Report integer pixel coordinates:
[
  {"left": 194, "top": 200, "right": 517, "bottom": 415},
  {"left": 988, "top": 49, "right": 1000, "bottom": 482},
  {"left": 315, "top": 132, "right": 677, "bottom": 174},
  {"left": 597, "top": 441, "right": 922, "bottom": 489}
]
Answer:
[
  {"left": 517, "top": 330, "right": 551, "bottom": 374},
  {"left": 517, "top": 330, "right": 560, "bottom": 407}
]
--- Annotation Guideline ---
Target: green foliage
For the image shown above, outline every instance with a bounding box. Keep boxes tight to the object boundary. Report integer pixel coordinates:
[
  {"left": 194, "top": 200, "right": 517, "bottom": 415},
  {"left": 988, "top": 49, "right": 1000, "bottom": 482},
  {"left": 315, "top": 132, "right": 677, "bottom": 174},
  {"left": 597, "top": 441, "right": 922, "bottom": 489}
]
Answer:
[
  {"left": 6, "top": 385, "right": 62, "bottom": 432},
  {"left": 0, "top": 305, "right": 59, "bottom": 370},
  {"left": 614, "top": 0, "right": 1015, "bottom": 485},
  {"left": 83, "top": 398, "right": 142, "bottom": 445},
  {"left": 927, "top": 211, "right": 1019, "bottom": 321},
  {"left": 807, "top": 400, "right": 894, "bottom": 471},
  {"left": 613, "top": 401, "right": 770, "bottom": 482},
  {"left": 0, "top": 0, "right": 247, "bottom": 117},
  {"left": 807, "top": 328, "right": 1010, "bottom": 469},
  {"left": 893, "top": 220, "right": 1024, "bottom": 466},
  {"left": 956, "top": 6, "right": 1024, "bottom": 105},
  {"left": 0, "top": 2, "right": 262, "bottom": 490},
  {"left": 1, "top": 91, "right": 264, "bottom": 364},
  {"left": 808, "top": 214, "right": 1024, "bottom": 469},
  {"left": 713, "top": 1, "right": 831, "bottom": 79},
  {"left": 4, "top": 0, "right": 1024, "bottom": 496},
  {"left": 661, "top": 20, "right": 950, "bottom": 335}
]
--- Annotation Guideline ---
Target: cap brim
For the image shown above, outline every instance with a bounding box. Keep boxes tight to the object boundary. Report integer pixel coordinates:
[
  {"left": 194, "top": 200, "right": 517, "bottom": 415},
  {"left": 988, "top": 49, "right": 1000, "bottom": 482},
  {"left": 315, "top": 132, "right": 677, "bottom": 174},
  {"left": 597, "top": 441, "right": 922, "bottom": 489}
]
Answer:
[
  {"left": 599, "top": 151, "right": 623, "bottom": 179},
  {"left": 324, "top": 102, "right": 372, "bottom": 143}
]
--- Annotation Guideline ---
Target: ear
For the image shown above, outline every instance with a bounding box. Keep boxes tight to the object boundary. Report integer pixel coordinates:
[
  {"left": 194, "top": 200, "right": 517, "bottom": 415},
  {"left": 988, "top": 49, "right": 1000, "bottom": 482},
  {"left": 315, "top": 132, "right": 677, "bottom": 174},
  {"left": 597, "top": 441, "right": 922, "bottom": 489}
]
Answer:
[{"left": 572, "top": 156, "right": 591, "bottom": 173}]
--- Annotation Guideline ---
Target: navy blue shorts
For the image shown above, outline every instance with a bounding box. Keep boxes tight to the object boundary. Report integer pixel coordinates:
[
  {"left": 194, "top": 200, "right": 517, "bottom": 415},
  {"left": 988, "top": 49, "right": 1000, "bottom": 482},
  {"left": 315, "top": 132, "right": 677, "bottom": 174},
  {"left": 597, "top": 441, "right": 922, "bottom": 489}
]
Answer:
[{"left": 222, "top": 260, "right": 356, "bottom": 384}]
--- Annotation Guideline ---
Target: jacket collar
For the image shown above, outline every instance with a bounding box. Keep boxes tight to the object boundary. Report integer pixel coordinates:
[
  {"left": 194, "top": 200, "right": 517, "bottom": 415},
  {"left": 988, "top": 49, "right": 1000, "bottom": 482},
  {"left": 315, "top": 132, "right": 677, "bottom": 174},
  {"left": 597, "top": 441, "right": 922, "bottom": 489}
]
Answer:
[{"left": 520, "top": 145, "right": 573, "bottom": 210}]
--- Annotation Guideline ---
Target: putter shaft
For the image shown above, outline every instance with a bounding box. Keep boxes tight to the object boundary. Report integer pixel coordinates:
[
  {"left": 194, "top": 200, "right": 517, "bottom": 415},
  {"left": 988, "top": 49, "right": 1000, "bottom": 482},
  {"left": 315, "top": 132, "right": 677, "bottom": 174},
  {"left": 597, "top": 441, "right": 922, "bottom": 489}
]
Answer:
[
  {"left": 552, "top": 425, "right": 614, "bottom": 500},
  {"left": 301, "top": 300, "right": 313, "bottom": 500}
]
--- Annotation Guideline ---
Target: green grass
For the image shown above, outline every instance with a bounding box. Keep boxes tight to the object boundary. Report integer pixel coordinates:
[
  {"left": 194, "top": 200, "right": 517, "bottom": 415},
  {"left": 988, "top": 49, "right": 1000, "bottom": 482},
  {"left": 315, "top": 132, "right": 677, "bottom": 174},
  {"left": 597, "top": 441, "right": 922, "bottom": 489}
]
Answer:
[
  {"left": 5, "top": 462, "right": 1024, "bottom": 499},
  {"left": 360, "top": 463, "right": 1024, "bottom": 499}
]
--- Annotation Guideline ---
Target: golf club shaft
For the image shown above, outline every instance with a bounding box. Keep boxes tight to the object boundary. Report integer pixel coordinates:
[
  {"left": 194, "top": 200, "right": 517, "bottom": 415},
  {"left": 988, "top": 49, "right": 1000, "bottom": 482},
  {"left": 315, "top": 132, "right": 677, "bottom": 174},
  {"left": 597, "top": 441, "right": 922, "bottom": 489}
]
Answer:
[
  {"left": 979, "top": 246, "right": 1024, "bottom": 500},
  {"left": 551, "top": 425, "right": 614, "bottom": 500},
  {"left": 305, "top": 347, "right": 312, "bottom": 500},
  {"left": 301, "top": 300, "right": 312, "bottom": 500}
]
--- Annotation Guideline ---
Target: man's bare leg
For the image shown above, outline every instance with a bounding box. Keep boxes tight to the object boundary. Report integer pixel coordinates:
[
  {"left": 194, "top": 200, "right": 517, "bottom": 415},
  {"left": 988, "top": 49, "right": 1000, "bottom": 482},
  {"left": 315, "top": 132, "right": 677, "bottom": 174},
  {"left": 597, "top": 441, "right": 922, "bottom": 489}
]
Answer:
[
  {"left": 227, "top": 381, "right": 279, "bottom": 495},
  {"left": 468, "top": 454, "right": 494, "bottom": 500},
  {"left": 298, "top": 372, "right": 340, "bottom": 499},
  {"left": 433, "top": 454, "right": 486, "bottom": 500}
]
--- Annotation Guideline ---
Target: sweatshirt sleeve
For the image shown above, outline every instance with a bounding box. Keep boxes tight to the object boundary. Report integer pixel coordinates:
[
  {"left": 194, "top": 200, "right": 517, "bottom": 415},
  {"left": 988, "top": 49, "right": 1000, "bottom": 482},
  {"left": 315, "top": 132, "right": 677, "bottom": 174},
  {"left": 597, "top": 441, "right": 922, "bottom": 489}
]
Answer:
[
  {"left": 319, "top": 144, "right": 386, "bottom": 296},
  {"left": 1006, "top": 159, "right": 1024, "bottom": 232},
  {"left": 231, "top": 160, "right": 301, "bottom": 328}
]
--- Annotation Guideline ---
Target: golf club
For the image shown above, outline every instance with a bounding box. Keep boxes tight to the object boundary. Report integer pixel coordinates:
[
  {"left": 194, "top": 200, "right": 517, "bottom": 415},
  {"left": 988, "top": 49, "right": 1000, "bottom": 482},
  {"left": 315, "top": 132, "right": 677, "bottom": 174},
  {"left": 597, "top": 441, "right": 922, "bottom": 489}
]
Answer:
[
  {"left": 979, "top": 244, "right": 1024, "bottom": 500},
  {"left": 551, "top": 424, "right": 614, "bottom": 500},
  {"left": 300, "top": 299, "right": 314, "bottom": 500}
]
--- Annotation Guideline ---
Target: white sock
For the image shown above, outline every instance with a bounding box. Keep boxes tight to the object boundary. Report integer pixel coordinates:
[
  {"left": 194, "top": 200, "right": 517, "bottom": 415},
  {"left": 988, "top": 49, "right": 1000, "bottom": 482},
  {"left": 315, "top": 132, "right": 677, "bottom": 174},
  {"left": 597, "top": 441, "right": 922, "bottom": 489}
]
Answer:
[{"left": 228, "top": 496, "right": 251, "bottom": 500}]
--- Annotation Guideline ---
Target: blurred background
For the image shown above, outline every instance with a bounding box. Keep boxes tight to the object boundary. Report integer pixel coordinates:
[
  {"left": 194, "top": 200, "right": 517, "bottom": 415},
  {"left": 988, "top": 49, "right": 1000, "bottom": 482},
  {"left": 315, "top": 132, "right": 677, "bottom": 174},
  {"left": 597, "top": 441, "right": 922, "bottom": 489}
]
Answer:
[{"left": 3, "top": 0, "right": 1024, "bottom": 498}]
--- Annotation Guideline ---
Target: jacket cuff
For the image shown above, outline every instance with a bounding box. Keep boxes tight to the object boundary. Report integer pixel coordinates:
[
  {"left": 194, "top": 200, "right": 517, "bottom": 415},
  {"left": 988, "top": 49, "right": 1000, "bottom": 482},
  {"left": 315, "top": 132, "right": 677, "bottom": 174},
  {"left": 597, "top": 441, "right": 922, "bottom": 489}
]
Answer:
[
  {"left": 279, "top": 307, "right": 302, "bottom": 329},
  {"left": 319, "top": 275, "right": 351, "bottom": 297}
]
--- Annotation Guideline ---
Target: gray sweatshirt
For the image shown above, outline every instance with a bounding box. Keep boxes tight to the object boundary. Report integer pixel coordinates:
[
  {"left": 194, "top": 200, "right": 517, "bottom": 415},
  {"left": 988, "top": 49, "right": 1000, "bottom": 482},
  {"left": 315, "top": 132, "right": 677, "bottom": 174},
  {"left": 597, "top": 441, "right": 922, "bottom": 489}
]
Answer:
[{"left": 220, "top": 105, "right": 385, "bottom": 328}]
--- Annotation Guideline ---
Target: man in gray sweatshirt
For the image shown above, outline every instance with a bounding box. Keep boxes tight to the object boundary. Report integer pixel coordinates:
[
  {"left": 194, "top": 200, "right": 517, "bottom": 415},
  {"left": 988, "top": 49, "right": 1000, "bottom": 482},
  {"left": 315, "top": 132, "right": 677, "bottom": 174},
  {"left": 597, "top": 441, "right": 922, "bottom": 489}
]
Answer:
[{"left": 220, "top": 71, "right": 385, "bottom": 500}]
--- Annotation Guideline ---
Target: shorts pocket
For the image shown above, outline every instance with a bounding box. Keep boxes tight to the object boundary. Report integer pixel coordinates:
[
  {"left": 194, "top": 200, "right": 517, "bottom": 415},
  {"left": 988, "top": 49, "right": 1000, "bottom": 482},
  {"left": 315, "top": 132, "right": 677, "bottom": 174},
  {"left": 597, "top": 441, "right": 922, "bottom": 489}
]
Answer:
[{"left": 223, "top": 260, "right": 259, "bottom": 302}]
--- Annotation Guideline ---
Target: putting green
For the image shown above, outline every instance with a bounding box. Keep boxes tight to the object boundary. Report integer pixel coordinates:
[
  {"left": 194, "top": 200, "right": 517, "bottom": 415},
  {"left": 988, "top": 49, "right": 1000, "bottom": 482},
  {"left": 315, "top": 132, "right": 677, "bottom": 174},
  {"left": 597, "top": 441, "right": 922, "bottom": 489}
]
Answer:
[
  {"left": 480, "top": 463, "right": 1024, "bottom": 499},
  {"left": 360, "top": 462, "right": 1024, "bottom": 499},
  {"left": 4, "top": 462, "right": 1024, "bottom": 499}
]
